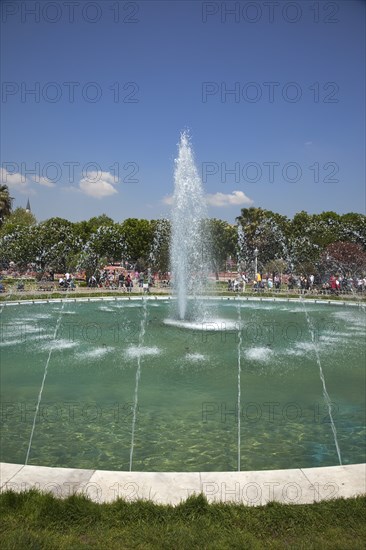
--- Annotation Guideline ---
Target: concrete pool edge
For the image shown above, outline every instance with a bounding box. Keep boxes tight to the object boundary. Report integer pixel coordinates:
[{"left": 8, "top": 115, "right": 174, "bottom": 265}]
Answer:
[
  {"left": 1, "top": 462, "right": 365, "bottom": 506},
  {"left": 1, "top": 294, "right": 365, "bottom": 307}
]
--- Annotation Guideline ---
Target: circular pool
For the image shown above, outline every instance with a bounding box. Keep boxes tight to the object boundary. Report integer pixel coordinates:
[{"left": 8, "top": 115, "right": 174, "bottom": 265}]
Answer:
[{"left": 1, "top": 297, "right": 365, "bottom": 472}]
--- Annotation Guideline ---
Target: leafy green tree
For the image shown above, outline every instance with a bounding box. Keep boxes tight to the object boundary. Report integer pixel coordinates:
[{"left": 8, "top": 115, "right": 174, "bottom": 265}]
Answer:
[
  {"left": 0, "top": 207, "right": 38, "bottom": 270},
  {"left": 340, "top": 213, "right": 366, "bottom": 248},
  {"left": 34, "top": 218, "right": 80, "bottom": 272},
  {"left": 1, "top": 208, "right": 365, "bottom": 279},
  {"left": 236, "top": 207, "right": 290, "bottom": 271},
  {"left": 77, "top": 225, "right": 125, "bottom": 279},
  {"left": 73, "top": 220, "right": 93, "bottom": 245},
  {"left": 0, "top": 207, "right": 36, "bottom": 235},
  {"left": 73, "top": 214, "right": 115, "bottom": 245},
  {"left": 265, "top": 258, "right": 288, "bottom": 277},
  {"left": 203, "top": 219, "right": 237, "bottom": 279},
  {"left": 120, "top": 218, "right": 154, "bottom": 265},
  {"left": 288, "top": 211, "right": 320, "bottom": 271},
  {"left": 288, "top": 211, "right": 366, "bottom": 273},
  {"left": 87, "top": 214, "right": 114, "bottom": 233},
  {"left": 313, "top": 212, "right": 342, "bottom": 247},
  {"left": 0, "top": 184, "right": 13, "bottom": 225},
  {"left": 0, "top": 225, "right": 38, "bottom": 270},
  {"left": 149, "top": 219, "right": 171, "bottom": 274},
  {"left": 0, "top": 218, "right": 80, "bottom": 273}
]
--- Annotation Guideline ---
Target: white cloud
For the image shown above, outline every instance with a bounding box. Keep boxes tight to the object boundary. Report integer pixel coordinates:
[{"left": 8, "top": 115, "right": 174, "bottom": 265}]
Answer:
[
  {"left": 79, "top": 171, "right": 119, "bottom": 198},
  {"left": 205, "top": 190, "right": 253, "bottom": 207},
  {"left": 305, "top": 141, "right": 313, "bottom": 146},
  {"left": 0, "top": 167, "right": 29, "bottom": 193},
  {"left": 32, "top": 175, "right": 55, "bottom": 188}
]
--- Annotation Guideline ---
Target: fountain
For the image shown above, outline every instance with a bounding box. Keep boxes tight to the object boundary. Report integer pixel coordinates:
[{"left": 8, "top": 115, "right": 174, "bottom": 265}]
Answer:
[
  {"left": 170, "top": 131, "right": 211, "bottom": 320},
  {"left": 0, "top": 134, "right": 364, "bottom": 476}
]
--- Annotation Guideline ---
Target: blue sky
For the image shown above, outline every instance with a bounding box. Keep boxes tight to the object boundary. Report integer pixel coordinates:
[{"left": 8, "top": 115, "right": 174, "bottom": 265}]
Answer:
[{"left": 1, "top": 0, "right": 365, "bottom": 223}]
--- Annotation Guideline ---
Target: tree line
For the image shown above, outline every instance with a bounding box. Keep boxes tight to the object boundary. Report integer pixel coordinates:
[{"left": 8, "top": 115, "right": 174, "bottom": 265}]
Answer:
[{"left": 0, "top": 184, "right": 365, "bottom": 278}]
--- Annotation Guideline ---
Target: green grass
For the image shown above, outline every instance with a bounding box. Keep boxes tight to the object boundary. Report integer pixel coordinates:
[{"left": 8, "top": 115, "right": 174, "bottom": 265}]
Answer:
[{"left": 0, "top": 490, "right": 365, "bottom": 549}]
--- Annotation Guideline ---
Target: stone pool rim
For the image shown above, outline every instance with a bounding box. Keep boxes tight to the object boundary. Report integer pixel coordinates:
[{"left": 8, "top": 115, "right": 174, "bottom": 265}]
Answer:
[
  {"left": 1, "top": 462, "right": 365, "bottom": 506},
  {"left": 1, "top": 294, "right": 365, "bottom": 307}
]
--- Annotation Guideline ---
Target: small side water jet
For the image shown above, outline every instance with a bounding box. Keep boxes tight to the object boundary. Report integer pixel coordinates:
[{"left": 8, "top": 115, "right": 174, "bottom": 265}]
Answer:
[
  {"left": 300, "top": 298, "right": 342, "bottom": 465},
  {"left": 236, "top": 224, "right": 248, "bottom": 471},
  {"left": 129, "top": 297, "right": 148, "bottom": 471},
  {"left": 170, "top": 131, "right": 211, "bottom": 321},
  {"left": 25, "top": 300, "right": 66, "bottom": 465},
  {"left": 236, "top": 298, "right": 243, "bottom": 472}
]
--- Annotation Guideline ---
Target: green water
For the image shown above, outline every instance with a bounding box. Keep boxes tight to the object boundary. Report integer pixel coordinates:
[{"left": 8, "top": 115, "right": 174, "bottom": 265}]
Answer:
[{"left": 1, "top": 299, "right": 365, "bottom": 471}]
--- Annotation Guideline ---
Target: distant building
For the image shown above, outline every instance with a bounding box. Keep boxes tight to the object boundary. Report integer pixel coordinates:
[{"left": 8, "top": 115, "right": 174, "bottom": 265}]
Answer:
[{"left": 25, "top": 198, "right": 31, "bottom": 213}]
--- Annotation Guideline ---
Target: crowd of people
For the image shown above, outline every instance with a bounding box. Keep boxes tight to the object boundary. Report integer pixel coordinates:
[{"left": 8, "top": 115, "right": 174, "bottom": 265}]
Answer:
[
  {"left": 226, "top": 272, "right": 366, "bottom": 294},
  {"left": 287, "top": 273, "right": 366, "bottom": 294},
  {"left": 1, "top": 265, "right": 366, "bottom": 296},
  {"left": 87, "top": 269, "right": 155, "bottom": 293},
  {"left": 58, "top": 272, "right": 76, "bottom": 290}
]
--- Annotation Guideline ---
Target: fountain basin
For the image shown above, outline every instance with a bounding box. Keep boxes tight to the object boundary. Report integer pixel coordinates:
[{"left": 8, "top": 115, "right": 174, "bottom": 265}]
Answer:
[{"left": 1, "top": 297, "right": 365, "bottom": 472}]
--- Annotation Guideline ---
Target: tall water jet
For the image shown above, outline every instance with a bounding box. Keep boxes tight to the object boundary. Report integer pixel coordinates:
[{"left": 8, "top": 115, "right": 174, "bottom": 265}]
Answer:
[{"left": 170, "top": 132, "right": 211, "bottom": 320}]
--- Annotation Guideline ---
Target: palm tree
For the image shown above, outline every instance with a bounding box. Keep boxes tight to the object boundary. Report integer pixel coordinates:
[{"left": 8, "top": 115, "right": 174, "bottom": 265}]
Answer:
[{"left": 0, "top": 184, "right": 13, "bottom": 224}]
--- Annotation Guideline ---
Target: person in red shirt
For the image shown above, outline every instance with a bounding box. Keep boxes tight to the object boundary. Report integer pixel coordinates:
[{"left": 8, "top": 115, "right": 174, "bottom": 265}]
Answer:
[{"left": 329, "top": 275, "right": 337, "bottom": 293}]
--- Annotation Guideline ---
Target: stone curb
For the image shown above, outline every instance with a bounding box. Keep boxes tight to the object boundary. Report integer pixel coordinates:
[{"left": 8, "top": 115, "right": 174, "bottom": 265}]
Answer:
[{"left": 1, "top": 462, "right": 365, "bottom": 506}]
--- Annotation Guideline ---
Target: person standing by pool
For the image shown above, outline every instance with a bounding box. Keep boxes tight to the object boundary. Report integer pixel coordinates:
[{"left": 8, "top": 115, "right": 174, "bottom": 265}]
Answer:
[
  {"left": 329, "top": 275, "right": 337, "bottom": 294},
  {"left": 118, "top": 272, "right": 125, "bottom": 289},
  {"left": 126, "top": 274, "right": 133, "bottom": 293}
]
